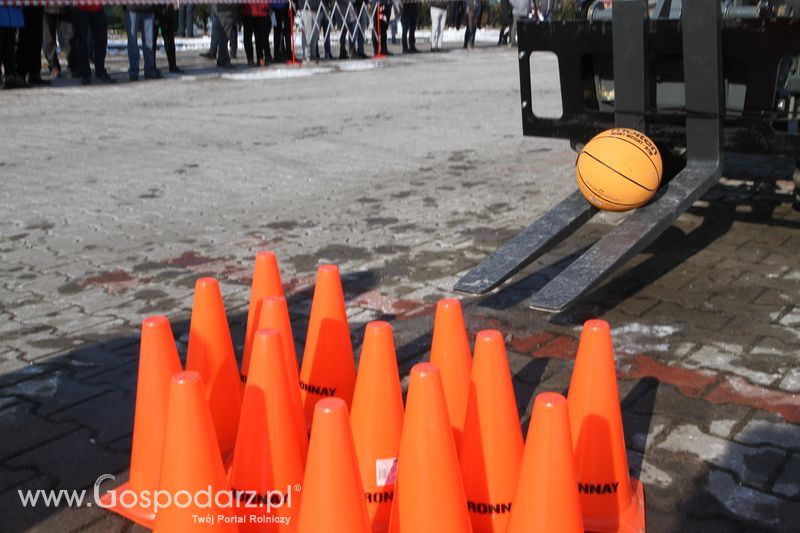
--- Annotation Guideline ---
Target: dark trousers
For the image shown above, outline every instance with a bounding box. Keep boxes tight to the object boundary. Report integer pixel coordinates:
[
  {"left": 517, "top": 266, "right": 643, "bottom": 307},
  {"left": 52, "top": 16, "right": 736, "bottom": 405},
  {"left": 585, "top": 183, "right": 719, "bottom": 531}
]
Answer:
[
  {"left": 74, "top": 9, "right": 108, "bottom": 80},
  {"left": 17, "top": 6, "right": 44, "bottom": 80},
  {"left": 43, "top": 9, "right": 76, "bottom": 73},
  {"left": 214, "top": 6, "right": 237, "bottom": 65},
  {"left": 272, "top": 6, "right": 291, "bottom": 61},
  {"left": 448, "top": 1, "right": 463, "bottom": 28},
  {"left": 372, "top": 4, "right": 388, "bottom": 55},
  {"left": 0, "top": 28, "right": 15, "bottom": 80},
  {"left": 155, "top": 6, "right": 177, "bottom": 70},
  {"left": 242, "top": 15, "right": 269, "bottom": 63},
  {"left": 177, "top": 4, "right": 195, "bottom": 37},
  {"left": 464, "top": 1, "right": 481, "bottom": 47},
  {"left": 401, "top": 3, "right": 418, "bottom": 51}
]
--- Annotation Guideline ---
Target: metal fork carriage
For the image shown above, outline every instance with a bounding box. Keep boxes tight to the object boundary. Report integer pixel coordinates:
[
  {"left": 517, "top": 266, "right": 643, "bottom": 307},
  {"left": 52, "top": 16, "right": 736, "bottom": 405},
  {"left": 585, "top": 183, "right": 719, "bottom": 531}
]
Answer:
[{"left": 455, "top": 0, "right": 800, "bottom": 313}]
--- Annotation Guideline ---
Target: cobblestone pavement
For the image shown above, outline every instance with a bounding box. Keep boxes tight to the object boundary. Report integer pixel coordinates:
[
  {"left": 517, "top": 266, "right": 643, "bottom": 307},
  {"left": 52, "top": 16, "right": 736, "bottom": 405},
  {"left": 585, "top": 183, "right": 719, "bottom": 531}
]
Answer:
[{"left": 1, "top": 45, "right": 799, "bottom": 532}]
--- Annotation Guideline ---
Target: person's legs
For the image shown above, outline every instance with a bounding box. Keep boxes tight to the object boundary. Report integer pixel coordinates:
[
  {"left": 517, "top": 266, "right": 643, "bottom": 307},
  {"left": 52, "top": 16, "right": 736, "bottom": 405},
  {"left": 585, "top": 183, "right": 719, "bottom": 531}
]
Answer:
[
  {"left": 207, "top": 5, "right": 219, "bottom": 56},
  {"left": 242, "top": 16, "right": 255, "bottom": 63},
  {"left": 17, "top": 7, "right": 45, "bottom": 81},
  {"left": 60, "top": 12, "right": 77, "bottom": 74},
  {"left": 254, "top": 16, "right": 267, "bottom": 63},
  {"left": 162, "top": 6, "right": 178, "bottom": 70},
  {"left": 215, "top": 9, "right": 234, "bottom": 66},
  {"left": 186, "top": 4, "right": 196, "bottom": 37},
  {"left": 464, "top": 4, "right": 475, "bottom": 48},
  {"left": 408, "top": 3, "right": 417, "bottom": 50},
  {"left": 43, "top": 11, "right": 60, "bottom": 72},
  {"left": 229, "top": 18, "right": 238, "bottom": 58},
  {"left": 141, "top": 12, "right": 156, "bottom": 77},
  {"left": 91, "top": 10, "right": 109, "bottom": 77},
  {"left": 430, "top": 7, "right": 442, "bottom": 50},
  {"left": 438, "top": 7, "right": 447, "bottom": 49},
  {"left": 177, "top": 5, "right": 186, "bottom": 37},
  {"left": 73, "top": 9, "right": 91, "bottom": 81},
  {"left": 125, "top": 10, "right": 140, "bottom": 78},
  {"left": 0, "top": 27, "right": 23, "bottom": 86}
]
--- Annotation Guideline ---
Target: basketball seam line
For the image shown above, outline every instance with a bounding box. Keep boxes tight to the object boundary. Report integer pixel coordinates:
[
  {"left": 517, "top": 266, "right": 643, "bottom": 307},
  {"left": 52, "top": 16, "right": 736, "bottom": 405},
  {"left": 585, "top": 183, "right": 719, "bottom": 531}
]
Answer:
[
  {"left": 580, "top": 151, "right": 656, "bottom": 193},
  {"left": 600, "top": 135, "right": 662, "bottom": 181},
  {"left": 577, "top": 166, "right": 643, "bottom": 207}
]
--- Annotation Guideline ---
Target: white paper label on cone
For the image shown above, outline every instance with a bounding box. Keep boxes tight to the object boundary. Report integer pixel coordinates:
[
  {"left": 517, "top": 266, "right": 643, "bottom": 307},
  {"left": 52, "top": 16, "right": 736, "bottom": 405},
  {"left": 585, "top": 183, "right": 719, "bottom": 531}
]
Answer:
[{"left": 375, "top": 457, "right": 398, "bottom": 487}]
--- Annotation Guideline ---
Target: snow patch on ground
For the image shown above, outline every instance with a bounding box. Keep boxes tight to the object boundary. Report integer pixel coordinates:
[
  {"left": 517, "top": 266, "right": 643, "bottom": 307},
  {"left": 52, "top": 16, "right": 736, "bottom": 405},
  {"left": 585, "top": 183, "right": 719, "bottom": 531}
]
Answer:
[
  {"left": 609, "top": 323, "right": 681, "bottom": 354},
  {"left": 221, "top": 67, "right": 333, "bottom": 81}
]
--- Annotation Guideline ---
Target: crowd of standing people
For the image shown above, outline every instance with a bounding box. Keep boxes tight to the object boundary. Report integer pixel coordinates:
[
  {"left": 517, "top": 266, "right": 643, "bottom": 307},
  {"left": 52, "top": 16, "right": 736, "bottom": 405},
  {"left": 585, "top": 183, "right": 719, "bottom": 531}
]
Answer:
[{"left": 0, "top": 0, "right": 540, "bottom": 90}]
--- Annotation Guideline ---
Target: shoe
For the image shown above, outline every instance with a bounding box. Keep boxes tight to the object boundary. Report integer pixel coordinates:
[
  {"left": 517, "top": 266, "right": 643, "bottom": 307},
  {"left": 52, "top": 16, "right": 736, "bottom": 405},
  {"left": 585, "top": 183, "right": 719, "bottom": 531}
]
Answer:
[
  {"left": 230, "top": 52, "right": 237, "bottom": 59},
  {"left": 199, "top": 52, "right": 215, "bottom": 59},
  {"left": 339, "top": 49, "right": 348, "bottom": 59},
  {"left": 247, "top": 59, "right": 255, "bottom": 66},
  {"left": 50, "top": 67, "right": 61, "bottom": 78},
  {"left": 97, "top": 72, "right": 116, "bottom": 83},
  {"left": 258, "top": 59, "right": 266, "bottom": 67},
  {"left": 356, "top": 52, "right": 368, "bottom": 59},
  {"left": 129, "top": 74, "right": 139, "bottom": 81},
  {"left": 218, "top": 62, "right": 235, "bottom": 69},
  {"left": 324, "top": 52, "right": 333, "bottom": 60},
  {"left": 410, "top": 47, "right": 419, "bottom": 53},
  {"left": 168, "top": 66, "right": 183, "bottom": 73},
  {"left": 81, "top": 77, "right": 91, "bottom": 85}
]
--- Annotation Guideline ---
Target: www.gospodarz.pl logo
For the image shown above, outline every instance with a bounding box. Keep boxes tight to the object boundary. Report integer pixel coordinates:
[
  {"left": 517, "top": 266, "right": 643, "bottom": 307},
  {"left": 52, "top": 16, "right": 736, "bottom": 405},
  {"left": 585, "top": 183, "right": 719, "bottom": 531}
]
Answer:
[{"left": 17, "top": 474, "right": 301, "bottom": 526}]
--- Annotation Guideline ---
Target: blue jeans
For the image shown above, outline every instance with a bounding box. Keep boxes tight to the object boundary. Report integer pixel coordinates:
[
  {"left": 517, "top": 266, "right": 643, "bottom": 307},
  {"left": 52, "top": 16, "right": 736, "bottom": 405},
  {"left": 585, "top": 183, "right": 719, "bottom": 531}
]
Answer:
[
  {"left": 177, "top": 4, "right": 195, "bottom": 37},
  {"left": 125, "top": 10, "right": 155, "bottom": 79}
]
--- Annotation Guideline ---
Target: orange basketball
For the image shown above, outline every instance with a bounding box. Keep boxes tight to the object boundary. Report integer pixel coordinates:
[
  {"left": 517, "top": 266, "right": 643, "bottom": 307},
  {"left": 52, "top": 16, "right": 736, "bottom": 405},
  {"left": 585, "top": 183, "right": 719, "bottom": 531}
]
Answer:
[{"left": 576, "top": 128, "right": 663, "bottom": 212}]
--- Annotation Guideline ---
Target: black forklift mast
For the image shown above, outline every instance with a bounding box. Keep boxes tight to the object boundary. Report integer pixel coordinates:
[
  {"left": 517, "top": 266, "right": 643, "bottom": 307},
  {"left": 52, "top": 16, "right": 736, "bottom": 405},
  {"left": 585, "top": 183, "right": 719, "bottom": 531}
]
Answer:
[{"left": 454, "top": 0, "right": 778, "bottom": 312}]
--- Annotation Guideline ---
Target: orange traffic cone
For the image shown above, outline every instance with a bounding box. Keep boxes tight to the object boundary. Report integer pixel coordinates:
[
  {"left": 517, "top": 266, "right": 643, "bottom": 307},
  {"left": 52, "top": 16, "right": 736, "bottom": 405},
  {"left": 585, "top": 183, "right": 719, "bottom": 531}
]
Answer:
[
  {"left": 459, "top": 330, "right": 523, "bottom": 533},
  {"left": 506, "top": 393, "right": 584, "bottom": 533},
  {"left": 229, "top": 329, "right": 306, "bottom": 532},
  {"left": 186, "top": 277, "right": 243, "bottom": 459},
  {"left": 389, "top": 363, "right": 472, "bottom": 533},
  {"left": 99, "top": 316, "right": 182, "bottom": 527},
  {"left": 297, "top": 398, "right": 371, "bottom": 533},
  {"left": 242, "top": 251, "right": 285, "bottom": 378},
  {"left": 153, "top": 371, "right": 236, "bottom": 533},
  {"left": 256, "top": 295, "right": 308, "bottom": 458},
  {"left": 568, "top": 319, "right": 646, "bottom": 533},
  {"left": 351, "top": 321, "right": 405, "bottom": 532},
  {"left": 429, "top": 298, "right": 472, "bottom": 450},
  {"left": 298, "top": 264, "right": 356, "bottom": 428}
]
